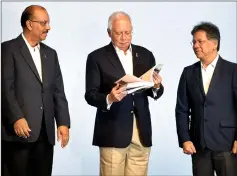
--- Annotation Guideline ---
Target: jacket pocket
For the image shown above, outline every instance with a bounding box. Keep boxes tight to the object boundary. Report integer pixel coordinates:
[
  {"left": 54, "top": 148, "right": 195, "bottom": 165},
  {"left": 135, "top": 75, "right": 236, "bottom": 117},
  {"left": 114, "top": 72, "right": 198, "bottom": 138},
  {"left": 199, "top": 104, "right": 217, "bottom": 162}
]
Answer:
[{"left": 220, "top": 119, "right": 237, "bottom": 128}]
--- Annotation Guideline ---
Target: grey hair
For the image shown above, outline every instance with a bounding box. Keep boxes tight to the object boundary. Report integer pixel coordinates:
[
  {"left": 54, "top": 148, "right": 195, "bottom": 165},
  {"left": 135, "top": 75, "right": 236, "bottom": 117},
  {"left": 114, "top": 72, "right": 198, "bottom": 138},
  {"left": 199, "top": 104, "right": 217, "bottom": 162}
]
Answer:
[{"left": 107, "top": 11, "right": 133, "bottom": 31}]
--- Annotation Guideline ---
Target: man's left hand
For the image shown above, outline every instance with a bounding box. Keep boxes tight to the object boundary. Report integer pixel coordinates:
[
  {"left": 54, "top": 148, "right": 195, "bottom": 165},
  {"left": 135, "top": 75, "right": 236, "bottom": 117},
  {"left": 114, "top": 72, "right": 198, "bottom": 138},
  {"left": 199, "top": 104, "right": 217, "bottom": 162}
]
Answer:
[
  {"left": 57, "top": 125, "right": 70, "bottom": 148},
  {"left": 232, "top": 140, "right": 237, "bottom": 154},
  {"left": 153, "top": 72, "right": 162, "bottom": 88}
]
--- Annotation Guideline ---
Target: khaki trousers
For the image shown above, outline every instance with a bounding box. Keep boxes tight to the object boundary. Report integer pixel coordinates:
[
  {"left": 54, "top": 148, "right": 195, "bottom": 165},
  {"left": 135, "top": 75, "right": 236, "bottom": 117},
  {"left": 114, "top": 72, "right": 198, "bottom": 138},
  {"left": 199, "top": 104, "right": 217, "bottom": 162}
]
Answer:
[{"left": 99, "top": 116, "right": 151, "bottom": 176}]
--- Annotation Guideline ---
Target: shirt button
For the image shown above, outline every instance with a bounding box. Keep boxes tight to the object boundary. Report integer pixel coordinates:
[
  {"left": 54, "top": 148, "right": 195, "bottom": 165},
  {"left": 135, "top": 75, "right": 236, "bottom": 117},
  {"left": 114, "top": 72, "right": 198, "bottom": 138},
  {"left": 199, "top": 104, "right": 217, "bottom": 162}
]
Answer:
[
  {"left": 131, "top": 111, "right": 134, "bottom": 114},
  {"left": 40, "top": 107, "right": 43, "bottom": 110}
]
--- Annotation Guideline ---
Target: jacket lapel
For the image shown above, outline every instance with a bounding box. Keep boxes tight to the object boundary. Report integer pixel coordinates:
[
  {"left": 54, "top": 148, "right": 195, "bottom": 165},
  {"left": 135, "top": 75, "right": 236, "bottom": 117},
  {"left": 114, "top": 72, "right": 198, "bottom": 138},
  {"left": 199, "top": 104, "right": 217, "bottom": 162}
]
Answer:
[
  {"left": 194, "top": 62, "right": 205, "bottom": 97},
  {"left": 206, "top": 56, "right": 223, "bottom": 97},
  {"left": 40, "top": 44, "right": 48, "bottom": 88},
  {"left": 17, "top": 35, "right": 42, "bottom": 83},
  {"left": 106, "top": 42, "right": 126, "bottom": 76},
  {"left": 131, "top": 44, "right": 140, "bottom": 77}
]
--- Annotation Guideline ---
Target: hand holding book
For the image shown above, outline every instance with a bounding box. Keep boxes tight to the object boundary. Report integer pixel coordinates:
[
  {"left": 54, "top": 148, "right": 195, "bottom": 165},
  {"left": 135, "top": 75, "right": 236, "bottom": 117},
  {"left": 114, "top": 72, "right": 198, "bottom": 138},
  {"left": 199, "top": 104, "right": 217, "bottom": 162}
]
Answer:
[
  {"left": 107, "top": 84, "right": 127, "bottom": 104},
  {"left": 115, "top": 64, "right": 163, "bottom": 94}
]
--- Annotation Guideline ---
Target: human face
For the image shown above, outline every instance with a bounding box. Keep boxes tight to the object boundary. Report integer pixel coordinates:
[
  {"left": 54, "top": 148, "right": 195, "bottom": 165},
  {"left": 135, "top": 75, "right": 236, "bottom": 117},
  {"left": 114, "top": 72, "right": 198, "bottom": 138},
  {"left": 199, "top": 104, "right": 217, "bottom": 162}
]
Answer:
[
  {"left": 28, "top": 8, "right": 51, "bottom": 42},
  {"left": 192, "top": 30, "right": 218, "bottom": 62},
  {"left": 108, "top": 16, "right": 132, "bottom": 52}
]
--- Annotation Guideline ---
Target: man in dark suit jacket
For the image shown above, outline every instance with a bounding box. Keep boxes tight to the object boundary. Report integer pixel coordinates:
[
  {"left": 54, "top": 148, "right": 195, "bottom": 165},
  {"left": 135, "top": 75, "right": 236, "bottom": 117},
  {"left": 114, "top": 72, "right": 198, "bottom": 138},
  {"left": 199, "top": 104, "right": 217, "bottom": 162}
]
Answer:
[
  {"left": 175, "top": 21, "right": 237, "bottom": 176},
  {"left": 85, "top": 11, "right": 164, "bottom": 176},
  {"left": 1, "top": 5, "right": 70, "bottom": 176}
]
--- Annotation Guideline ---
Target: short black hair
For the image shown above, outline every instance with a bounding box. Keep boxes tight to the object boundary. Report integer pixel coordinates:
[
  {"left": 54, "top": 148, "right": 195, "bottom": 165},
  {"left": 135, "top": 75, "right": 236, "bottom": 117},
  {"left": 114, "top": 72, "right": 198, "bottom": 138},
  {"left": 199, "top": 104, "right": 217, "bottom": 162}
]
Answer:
[
  {"left": 191, "top": 21, "right": 221, "bottom": 51},
  {"left": 20, "top": 5, "right": 46, "bottom": 29}
]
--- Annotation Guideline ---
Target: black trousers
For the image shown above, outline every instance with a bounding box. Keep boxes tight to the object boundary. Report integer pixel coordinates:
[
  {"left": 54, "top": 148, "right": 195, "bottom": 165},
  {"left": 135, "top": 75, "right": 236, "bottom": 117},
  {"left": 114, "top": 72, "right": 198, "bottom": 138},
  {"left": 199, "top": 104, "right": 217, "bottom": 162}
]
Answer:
[
  {"left": 192, "top": 148, "right": 237, "bottom": 176},
  {"left": 1, "top": 120, "right": 54, "bottom": 176}
]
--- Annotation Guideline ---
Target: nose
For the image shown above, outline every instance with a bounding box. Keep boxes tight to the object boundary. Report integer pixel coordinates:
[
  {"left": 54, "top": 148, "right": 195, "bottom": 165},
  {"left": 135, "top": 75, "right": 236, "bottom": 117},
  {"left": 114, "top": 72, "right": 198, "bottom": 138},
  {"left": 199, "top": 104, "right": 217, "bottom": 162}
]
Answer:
[
  {"left": 193, "top": 42, "right": 200, "bottom": 49},
  {"left": 46, "top": 23, "right": 51, "bottom": 30},
  {"left": 121, "top": 33, "right": 127, "bottom": 41}
]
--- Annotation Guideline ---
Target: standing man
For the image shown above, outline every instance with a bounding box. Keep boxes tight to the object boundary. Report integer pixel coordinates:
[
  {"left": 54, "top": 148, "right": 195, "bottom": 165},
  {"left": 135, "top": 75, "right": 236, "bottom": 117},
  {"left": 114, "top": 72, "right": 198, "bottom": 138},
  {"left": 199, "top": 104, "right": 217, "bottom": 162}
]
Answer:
[
  {"left": 85, "top": 11, "right": 164, "bottom": 176},
  {"left": 175, "top": 21, "right": 237, "bottom": 176},
  {"left": 1, "top": 5, "right": 70, "bottom": 176}
]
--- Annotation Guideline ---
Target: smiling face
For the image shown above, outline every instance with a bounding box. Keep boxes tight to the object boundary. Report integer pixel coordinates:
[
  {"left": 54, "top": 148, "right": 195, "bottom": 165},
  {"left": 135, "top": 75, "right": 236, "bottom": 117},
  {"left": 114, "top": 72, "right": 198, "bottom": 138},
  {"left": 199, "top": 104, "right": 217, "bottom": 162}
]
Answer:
[
  {"left": 26, "top": 7, "right": 51, "bottom": 43},
  {"left": 192, "top": 30, "right": 218, "bottom": 62},
  {"left": 108, "top": 15, "right": 132, "bottom": 52}
]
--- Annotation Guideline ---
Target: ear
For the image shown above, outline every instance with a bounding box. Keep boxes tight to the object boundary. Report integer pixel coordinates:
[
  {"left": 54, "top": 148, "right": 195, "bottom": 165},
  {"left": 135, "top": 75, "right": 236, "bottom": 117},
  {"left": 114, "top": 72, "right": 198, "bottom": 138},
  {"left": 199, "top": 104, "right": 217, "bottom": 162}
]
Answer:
[
  {"left": 107, "top": 28, "right": 111, "bottom": 38},
  {"left": 213, "top": 40, "right": 218, "bottom": 50},
  {"left": 26, "top": 20, "right": 33, "bottom": 31}
]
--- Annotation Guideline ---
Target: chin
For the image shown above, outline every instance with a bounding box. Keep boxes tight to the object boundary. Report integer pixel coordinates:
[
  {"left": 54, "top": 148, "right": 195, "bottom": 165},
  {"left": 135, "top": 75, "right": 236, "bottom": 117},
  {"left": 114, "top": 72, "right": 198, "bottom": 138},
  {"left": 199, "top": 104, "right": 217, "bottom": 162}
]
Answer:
[
  {"left": 40, "top": 37, "right": 47, "bottom": 41},
  {"left": 120, "top": 45, "right": 129, "bottom": 50},
  {"left": 195, "top": 54, "right": 202, "bottom": 59},
  {"left": 196, "top": 57, "right": 204, "bottom": 61}
]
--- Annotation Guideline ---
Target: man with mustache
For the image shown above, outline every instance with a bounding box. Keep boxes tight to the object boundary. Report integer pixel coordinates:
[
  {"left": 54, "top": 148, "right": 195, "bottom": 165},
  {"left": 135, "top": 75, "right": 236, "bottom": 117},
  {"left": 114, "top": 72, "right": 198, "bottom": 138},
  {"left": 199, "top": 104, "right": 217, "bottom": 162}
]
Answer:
[
  {"left": 1, "top": 5, "right": 70, "bottom": 176},
  {"left": 175, "top": 22, "right": 237, "bottom": 176},
  {"left": 85, "top": 11, "right": 164, "bottom": 176}
]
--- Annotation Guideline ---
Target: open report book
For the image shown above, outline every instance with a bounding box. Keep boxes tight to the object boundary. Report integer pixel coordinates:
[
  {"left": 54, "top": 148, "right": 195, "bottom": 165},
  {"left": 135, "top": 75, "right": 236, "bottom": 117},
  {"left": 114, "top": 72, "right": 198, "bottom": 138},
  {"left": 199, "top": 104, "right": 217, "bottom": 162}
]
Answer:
[{"left": 115, "top": 64, "right": 163, "bottom": 94}]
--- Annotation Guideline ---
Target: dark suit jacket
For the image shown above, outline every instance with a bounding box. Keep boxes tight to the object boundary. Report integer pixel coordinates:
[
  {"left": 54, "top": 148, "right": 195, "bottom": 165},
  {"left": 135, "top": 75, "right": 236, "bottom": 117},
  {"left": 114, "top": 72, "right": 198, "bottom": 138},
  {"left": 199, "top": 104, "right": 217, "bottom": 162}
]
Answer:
[
  {"left": 175, "top": 56, "right": 237, "bottom": 151},
  {"left": 1, "top": 35, "right": 70, "bottom": 145},
  {"left": 85, "top": 43, "right": 164, "bottom": 148}
]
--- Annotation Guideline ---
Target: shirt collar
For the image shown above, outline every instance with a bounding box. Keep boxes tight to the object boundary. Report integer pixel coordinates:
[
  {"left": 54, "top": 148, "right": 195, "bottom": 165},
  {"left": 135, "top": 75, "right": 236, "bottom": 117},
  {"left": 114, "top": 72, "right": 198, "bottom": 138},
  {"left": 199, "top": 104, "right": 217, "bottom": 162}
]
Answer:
[
  {"left": 201, "top": 54, "right": 219, "bottom": 69},
  {"left": 22, "top": 33, "right": 40, "bottom": 51},
  {"left": 112, "top": 43, "right": 132, "bottom": 54}
]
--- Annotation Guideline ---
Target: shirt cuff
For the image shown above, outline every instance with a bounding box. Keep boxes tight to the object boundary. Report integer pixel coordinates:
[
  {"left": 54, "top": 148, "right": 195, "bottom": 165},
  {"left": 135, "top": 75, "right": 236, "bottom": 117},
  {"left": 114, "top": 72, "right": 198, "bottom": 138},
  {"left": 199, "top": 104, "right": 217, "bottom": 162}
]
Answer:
[
  {"left": 152, "top": 87, "right": 160, "bottom": 97},
  {"left": 106, "top": 94, "right": 113, "bottom": 110}
]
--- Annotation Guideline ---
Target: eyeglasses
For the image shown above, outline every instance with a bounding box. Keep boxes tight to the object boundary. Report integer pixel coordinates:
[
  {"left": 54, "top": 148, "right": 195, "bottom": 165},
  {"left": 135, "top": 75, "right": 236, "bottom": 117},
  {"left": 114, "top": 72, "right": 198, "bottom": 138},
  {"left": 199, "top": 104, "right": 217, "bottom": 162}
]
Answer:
[
  {"left": 190, "top": 40, "right": 207, "bottom": 47},
  {"left": 30, "top": 20, "right": 50, "bottom": 27},
  {"left": 113, "top": 31, "right": 133, "bottom": 38}
]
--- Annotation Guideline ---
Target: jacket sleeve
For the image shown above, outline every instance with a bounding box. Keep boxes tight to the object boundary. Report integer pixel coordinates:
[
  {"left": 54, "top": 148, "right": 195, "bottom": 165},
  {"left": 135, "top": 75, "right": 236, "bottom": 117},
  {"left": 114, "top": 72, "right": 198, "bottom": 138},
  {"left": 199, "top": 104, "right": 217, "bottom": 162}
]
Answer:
[
  {"left": 233, "top": 65, "right": 237, "bottom": 140},
  {"left": 1, "top": 42, "right": 24, "bottom": 125},
  {"left": 84, "top": 54, "right": 108, "bottom": 110},
  {"left": 175, "top": 68, "right": 191, "bottom": 147},
  {"left": 53, "top": 50, "right": 71, "bottom": 128},
  {"left": 146, "top": 51, "right": 164, "bottom": 100}
]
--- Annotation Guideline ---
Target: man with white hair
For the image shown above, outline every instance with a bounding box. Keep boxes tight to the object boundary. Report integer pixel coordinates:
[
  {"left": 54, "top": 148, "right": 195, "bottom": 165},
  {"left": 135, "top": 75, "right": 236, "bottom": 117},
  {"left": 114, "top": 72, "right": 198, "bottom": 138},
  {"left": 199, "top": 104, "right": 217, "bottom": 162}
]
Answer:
[{"left": 85, "top": 11, "right": 164, "bottom": 176}]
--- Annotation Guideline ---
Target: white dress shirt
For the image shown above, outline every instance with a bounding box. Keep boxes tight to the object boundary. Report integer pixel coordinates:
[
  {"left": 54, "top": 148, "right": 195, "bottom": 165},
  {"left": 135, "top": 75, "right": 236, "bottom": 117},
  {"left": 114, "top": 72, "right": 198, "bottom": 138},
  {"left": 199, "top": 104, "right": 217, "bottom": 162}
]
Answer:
[
  {"left": 106, "top": 44, "right": 158, "bottom": 109},
  {"left": 22, "top": 33, "right": 42, "bottom": 82},
  {"left": 201, "top": 54, "right": 219, "bottom": 94},
  {"left": 106, "top": 45, "right": 133, "bottom": 109},
  {"left": 115, "top": 45, "right": 133, "bottom": 75}
]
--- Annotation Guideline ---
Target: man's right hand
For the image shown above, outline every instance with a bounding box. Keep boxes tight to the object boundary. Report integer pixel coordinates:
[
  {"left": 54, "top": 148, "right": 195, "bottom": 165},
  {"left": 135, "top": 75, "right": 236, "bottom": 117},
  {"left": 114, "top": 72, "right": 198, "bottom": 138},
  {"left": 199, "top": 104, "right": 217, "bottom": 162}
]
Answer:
[
  {"left": 183, "top": 141, "right": 196, "bottom": 155},
  {"left": 108, "top": 84, "right": 127, "bottom": 104},
  {"left": 14, "top": 118, "right": 31, "bottom": 138}
]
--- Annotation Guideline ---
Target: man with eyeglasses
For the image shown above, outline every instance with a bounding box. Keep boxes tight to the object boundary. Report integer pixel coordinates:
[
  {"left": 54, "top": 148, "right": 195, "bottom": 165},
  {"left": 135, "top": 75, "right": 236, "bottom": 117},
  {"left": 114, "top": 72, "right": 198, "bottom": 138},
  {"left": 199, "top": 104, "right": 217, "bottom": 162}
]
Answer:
[
  {"left": 1, "top": 5, "right": 70, "bottom": 176},
  {"left": 85, "top": 11, "right": 164, "bottom": 176},
  {"left": 175, "top": 21, "right": 237, "bottom": 176}
]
